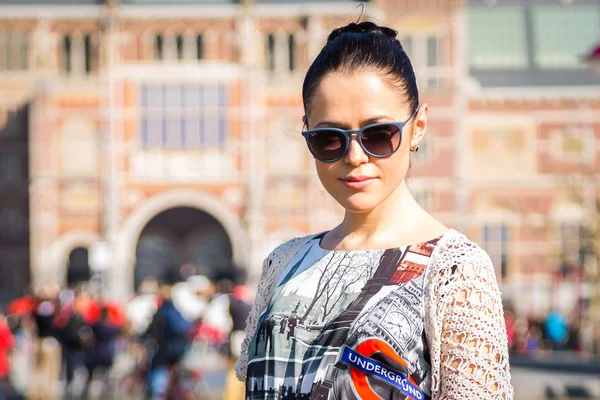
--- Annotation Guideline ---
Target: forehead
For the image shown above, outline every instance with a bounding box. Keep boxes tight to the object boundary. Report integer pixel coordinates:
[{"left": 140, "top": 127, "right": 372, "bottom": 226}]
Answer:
[{"left": 307, "top": 71, "right": 410, "bottom": 124}]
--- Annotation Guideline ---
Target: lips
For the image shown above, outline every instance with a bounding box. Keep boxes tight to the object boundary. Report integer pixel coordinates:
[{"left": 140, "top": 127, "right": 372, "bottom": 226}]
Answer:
[
  {"left": 340, "top": 176, "right": 376, "bottom": 189},
  {"left": 342, "top": 176, "right": 374, "bottom": 182}
]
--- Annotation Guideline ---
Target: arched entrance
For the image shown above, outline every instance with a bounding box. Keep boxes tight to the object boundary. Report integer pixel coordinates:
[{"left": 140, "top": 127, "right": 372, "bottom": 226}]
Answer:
[
  {"left": 134, "top": 207, "right": 233, "bottom": 289},
  {"left": 66, "top": 247, "right": 91, "bottom": 286}
]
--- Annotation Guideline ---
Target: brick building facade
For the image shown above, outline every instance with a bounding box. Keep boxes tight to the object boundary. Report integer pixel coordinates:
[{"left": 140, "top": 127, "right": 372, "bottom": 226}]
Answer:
[{"left": 0, "top": 0, "right": 599, "bottom": 319}]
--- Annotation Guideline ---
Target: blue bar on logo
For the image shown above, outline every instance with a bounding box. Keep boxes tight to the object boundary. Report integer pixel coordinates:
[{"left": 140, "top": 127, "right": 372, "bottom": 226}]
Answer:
[{"left": 340, "top": 346, "right": 424, "bottom": 400}]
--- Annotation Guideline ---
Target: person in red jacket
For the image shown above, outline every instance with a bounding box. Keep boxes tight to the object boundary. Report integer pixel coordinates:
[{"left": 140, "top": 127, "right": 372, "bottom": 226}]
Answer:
[{"left": 0, "top": 311, "right": 16, "bottom": 399}]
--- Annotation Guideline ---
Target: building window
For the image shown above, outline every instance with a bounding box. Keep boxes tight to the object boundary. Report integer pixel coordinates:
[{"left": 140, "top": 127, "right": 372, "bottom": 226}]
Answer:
[
  {"left": 140, "top": 83, "right": 228, "bottom": 149},
  {"left": 0, "top": 31, "right": 28, "bottom": 71},
  {"left": 62, "top": 33, "right": 93, "bottom": 75},
  {"left": 533, "top": 6, "right": 599, "bottom": 69},
  {"left": 154, "top": 34, "right": 164, "bottom": 60},
  {"left": 176, "top": 34, "right": 184, "bottom": 60},
  {"left": 482, "top": 224, "right": 509, "bottom": 281},
  {"left": 196, "top": 34, "right": 204, "bottom": 60},
  {"left": 63, "top": 34, "right": 72, "bottom": 73},
  {"left": 265, "top": 31, "right": 301, "bottom": 74},
  {"left": 266, "top": 33, "right": 275, "bottom": 71},
  {"left": 469, "top": 7, "right": 527, "bottom": 69},
  {"left": 426, "top": 36, "right": 439, "bottom": 89},
  {"left": 84, "top": 34, "right": 92, "bottom": 74},
  {"left": 288, "top": 34, "right": 295, "bottom": 71},
  {"left": 401, "top": 33, "right": 444, "bottom": 90}
]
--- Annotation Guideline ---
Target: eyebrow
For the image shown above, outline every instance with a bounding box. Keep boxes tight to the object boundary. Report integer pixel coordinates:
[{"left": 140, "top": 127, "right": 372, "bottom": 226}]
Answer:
[{"left": 314, "top": 115, "right": 393, "bottom": 129}]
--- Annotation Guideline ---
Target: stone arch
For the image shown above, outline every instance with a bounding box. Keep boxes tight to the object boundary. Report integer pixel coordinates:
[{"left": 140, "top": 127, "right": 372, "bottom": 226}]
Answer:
[{"left": 112, "top": 189, "right": 246, "bottom": 299}]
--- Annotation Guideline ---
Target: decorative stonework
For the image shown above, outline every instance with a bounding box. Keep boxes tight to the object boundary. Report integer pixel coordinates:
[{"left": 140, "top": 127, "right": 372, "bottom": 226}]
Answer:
[
  {"left": 0, "top": 0, "right": 595, "bottom": 313},
  {"left": 60, "top": 184, "right": 100, "bottom": 214},
  {"left": 59, "top": 116, "right": 99, "bottom": 176}
]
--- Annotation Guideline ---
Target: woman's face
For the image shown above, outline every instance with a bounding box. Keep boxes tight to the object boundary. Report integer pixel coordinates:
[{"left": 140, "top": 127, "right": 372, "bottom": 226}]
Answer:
[{"left": 305, "top": 71, "right": 426, "bottom": 214}]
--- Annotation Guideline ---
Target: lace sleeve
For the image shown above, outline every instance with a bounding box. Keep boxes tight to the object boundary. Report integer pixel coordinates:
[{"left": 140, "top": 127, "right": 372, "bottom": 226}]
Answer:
[
  {"left": 435, "top": 242, "right": 513, "bottom": 399},
  {"left": 235, "top": 255, "right": 273, "bottom": 381}
]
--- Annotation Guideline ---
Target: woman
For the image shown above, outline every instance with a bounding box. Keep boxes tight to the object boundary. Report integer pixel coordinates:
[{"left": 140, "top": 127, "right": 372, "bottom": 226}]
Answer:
[{"left": 236, "top": 21, "right": 513, "bottom": 399}]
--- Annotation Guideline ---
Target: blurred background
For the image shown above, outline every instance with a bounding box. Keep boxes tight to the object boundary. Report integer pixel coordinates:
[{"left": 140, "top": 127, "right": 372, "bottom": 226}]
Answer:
[{"left": 0, "top": 0, "right": 599, "bottom": 398}]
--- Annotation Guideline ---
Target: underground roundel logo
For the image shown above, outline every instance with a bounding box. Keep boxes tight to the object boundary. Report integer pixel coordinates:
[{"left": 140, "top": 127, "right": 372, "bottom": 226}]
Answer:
[{"left": 339, "top": 338, "right": 424, "bottom": 400}]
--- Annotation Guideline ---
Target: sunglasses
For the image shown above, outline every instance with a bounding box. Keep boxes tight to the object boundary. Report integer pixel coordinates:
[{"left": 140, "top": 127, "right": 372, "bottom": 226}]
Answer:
[{"left": 301, "top": 108, "right": 419, "bottom": 163}]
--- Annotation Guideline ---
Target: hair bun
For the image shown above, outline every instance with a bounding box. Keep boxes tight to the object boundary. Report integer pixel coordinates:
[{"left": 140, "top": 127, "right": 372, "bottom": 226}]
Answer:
[{"left": 327, "top": 21, "right": 400, "bottom": 46}]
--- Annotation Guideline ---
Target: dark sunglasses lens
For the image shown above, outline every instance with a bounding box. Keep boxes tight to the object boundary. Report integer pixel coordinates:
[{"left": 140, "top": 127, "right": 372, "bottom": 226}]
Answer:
[
  {"left": 308, "top": 130, "right": 346, "bottom": 161},
  {"left": 361, "top": 124, "right": 401, "bottom": 156}
]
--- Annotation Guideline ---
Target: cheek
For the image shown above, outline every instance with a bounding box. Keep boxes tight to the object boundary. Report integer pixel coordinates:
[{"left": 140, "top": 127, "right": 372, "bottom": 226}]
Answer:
[
  {"left": 376, "top": 154, "right": 410, "bottom": 183},
  {"left": 315, "top": 162, "right": 336, "bottom": 185}
]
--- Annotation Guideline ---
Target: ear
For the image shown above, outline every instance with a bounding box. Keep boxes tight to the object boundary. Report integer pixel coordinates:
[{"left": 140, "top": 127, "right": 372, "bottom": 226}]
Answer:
[
  {"left": 410, "top": 103, "right": 428, "bottom": 149},
  {"left": 302, "top": 115, "right": 308, "bottom": 129}
]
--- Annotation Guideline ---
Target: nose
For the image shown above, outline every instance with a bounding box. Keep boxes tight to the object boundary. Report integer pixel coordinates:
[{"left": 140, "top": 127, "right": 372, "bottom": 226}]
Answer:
[{"left": 344, "top": 135, "right": 369, "bottom": 166}]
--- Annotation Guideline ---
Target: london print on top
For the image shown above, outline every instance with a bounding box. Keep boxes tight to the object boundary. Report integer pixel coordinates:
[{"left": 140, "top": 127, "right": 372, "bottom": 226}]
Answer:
[{"left": 246, "top": 235, "right": 441, "bottom": 400}]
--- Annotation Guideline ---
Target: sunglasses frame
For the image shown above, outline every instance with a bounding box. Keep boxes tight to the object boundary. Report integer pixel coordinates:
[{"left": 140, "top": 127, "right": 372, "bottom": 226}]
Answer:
[{"left": 301, "top": 107, "right": 420, "bottom": 163}]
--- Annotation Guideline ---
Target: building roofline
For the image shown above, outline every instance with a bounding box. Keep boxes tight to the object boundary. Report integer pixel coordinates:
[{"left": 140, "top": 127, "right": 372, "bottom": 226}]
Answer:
[
  {"left": 119, "top": 3, "right": 238, "bottom": 18},
  {"left": 117, "top": 1, "right": 372, "bottom": 18},
  {"left": 0, "top": 5, "right": 104, "bottom": 19},
  {"left": 253, "top": 2, "right": 373, "bottom": 17},
  {"left": 469, "top": 86, "right": 600, "bottom": 100}
]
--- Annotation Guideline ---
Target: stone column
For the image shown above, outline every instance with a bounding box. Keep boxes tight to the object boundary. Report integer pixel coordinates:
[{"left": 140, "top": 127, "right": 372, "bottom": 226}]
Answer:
[
  {"left": 29, "top": 90, "right": 63, "bottom": 287},
  {"left": 163, "top": 32, "right": 176, "bottom": 61},
  {"left": 452, "top": 8, "right": 469, "bottom": 233},
  {"left": 102, "top": 12, "right": 126, "bottom": 300},
  {"left": 70, "top": 32, "right": 85, "bottom": 75},
  {"left": 184, "top": 31, "right": 196, "bottom": 60},
  {"left": 236, "top": 12, "right": 261, "bottom": 68},
  {"left": 203, "top": 29, "right": 217, "bottom": 60},
  {"left": 306, "top": 15, "right": 324, "bottom": 62},
  {"left": 274, "top": 30, "right": 288, "bottom": 74}
]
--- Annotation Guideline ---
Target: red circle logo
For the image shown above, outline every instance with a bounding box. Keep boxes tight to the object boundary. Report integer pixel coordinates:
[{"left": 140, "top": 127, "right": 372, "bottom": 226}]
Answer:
[{"left": 349, "top": 338, "right": 420, "bottom": 400}]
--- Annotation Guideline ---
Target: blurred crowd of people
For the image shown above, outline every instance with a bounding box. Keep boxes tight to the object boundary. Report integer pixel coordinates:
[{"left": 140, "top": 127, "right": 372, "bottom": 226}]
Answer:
[
  {"left": 504, "top": 308, "right": 600, "bottom": 356},
  {"left": 0, "top": 265, "right": 253, "bottom": 400},
  {"left": 2, "top": 269, "right": 598, "bottom": 399}
]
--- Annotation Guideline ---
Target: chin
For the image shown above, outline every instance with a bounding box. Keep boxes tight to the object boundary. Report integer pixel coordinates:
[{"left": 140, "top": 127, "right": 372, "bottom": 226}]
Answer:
[{"left": 334, "top": 193, "right": 384, "bottom": 214}]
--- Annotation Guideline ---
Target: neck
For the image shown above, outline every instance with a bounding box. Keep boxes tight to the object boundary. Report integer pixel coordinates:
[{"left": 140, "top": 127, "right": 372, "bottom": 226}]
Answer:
[{"left": 334, "top": 181, "right": 427, "bottom": 248}]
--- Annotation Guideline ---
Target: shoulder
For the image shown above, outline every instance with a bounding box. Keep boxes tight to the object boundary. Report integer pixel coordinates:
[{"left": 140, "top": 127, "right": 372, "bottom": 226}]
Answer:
[
  {"left": 428, "top": 229, "right": 497, "bottom": 293},
  {"left": 253, "top": 232, "right": 323, "bottom": 288},
  {"left": 432, "top": 229, "right": 493, "bottom": 271},
  {"left": 263, "top": 232, "right": 323, "bottom": 267}
]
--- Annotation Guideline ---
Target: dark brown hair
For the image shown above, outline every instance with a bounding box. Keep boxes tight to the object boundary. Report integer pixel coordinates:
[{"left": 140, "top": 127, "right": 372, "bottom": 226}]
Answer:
[{"left": 302, "top": 21, "right": 419, "bottom": 120}]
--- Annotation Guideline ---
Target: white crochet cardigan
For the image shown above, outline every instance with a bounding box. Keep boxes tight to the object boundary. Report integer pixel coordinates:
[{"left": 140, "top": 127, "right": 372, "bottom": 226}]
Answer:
[{"left": 235, "top": 229, "right": 514, "bottom": 399}]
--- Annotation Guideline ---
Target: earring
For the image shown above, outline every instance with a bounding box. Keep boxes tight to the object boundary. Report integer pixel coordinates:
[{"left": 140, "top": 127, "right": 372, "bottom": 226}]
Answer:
[{"left": 411, "top": 146, "right": 419, "bottom": 153}]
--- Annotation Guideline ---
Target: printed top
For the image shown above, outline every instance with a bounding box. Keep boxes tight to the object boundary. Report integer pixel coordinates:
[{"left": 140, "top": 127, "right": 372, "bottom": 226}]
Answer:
[{"left": 246, "top": 233, "right": 442, "bottom": 400}]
